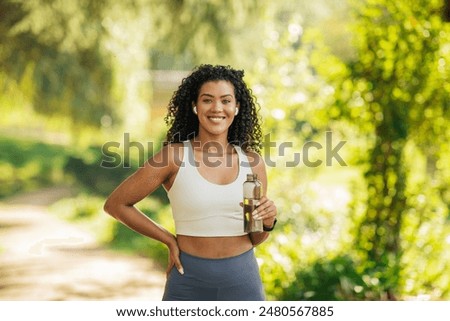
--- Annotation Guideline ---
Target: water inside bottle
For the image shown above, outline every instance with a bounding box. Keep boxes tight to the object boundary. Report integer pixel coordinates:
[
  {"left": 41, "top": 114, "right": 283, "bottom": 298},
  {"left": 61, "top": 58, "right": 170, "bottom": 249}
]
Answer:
[{"left": 244, "top": 198, "right": 263, "bottom": 232}]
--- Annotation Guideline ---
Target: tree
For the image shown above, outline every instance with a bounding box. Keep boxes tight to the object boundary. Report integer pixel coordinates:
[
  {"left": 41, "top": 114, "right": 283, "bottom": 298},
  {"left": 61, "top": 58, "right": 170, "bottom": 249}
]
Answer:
[
  {"left": 0, "top": 0, "right": 114, "bottom": 131},
  {"left": 347, "top": 0, "right": 450, "bottom": 299},
  {"left": 150, "top": 0, "right": 264, "bottom": 65},
  {"left": 246, "top": 0, "right": 450, "bottom": 300},
  {"left": 0, "top": 0, "right": 267, "bottom": 140}
]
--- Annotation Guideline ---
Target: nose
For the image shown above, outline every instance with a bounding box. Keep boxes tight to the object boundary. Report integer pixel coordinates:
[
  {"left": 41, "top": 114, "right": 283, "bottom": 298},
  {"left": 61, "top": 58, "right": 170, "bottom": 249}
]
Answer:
[{"left": 211, "top": 101, "right": 224, "bottom": 112}]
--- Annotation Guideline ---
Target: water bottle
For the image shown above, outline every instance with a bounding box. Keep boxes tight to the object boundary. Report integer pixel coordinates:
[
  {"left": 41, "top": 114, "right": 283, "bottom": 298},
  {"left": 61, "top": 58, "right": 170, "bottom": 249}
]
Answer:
[{"left": 243, "top": 173, "right": 263, "bottom": 233}]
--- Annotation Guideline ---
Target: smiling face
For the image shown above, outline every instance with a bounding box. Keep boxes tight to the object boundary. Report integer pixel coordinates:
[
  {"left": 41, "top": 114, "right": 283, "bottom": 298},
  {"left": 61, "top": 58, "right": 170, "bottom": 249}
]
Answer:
[{"left": 193, "top": 80, "right": 239, "bottom": 140}]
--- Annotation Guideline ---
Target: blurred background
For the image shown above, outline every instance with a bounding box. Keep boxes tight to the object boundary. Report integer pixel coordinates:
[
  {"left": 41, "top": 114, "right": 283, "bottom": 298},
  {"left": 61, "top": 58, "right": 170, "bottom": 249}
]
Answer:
[{"left": 0, "top": 0, "right": 449, "bottom": 300}]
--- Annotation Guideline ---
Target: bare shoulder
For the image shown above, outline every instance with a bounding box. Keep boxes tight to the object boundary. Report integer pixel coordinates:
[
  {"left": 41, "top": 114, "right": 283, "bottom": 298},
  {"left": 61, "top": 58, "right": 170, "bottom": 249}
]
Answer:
[
  {"left": 147, "top": 142, "right": 184, "bottom": 170},
  {"left": 144, "top": 142, "right": 185, "bottom": 190},
  {"left": 105, "top": 143, "right": 186, "bottom": 205}
]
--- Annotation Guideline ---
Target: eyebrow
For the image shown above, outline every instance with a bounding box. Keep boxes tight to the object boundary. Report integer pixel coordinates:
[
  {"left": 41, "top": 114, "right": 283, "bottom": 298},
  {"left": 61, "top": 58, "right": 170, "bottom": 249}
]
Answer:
[{"left": 200, "top": 93, "right": 234, "bottom": 98}]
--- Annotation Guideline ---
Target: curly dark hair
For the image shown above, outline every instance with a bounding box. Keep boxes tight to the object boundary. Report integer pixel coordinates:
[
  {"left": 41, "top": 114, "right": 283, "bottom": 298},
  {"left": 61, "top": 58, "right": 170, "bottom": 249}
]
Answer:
[{"left": 164, "top": 64, "right": 262, "bottom": 153}]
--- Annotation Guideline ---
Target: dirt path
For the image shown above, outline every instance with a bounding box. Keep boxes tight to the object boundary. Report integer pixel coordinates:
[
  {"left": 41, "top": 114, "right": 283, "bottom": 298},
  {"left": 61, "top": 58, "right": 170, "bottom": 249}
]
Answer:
[{"left": 0, "top": 187, "right": 165, "bottom": 300}]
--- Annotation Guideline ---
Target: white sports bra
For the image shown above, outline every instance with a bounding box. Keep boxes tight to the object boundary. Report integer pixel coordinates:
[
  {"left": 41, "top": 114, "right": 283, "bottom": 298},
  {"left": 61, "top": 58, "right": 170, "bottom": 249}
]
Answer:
[{"left": 165, "top": 140, "right": 252, "bottom": 237}]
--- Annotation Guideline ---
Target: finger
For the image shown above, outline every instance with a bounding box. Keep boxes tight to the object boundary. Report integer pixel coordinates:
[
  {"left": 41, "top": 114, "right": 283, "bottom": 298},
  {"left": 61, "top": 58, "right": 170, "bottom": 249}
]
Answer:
[
  {"left": 166, "top": 260, "right": 175, "bottom": 276},
  {"left": 258, "top": 206, "right": 277, "bottom": 221},
  {"left": 254, "top": 196, "right": 269, "bottom": 210},
  {"left": 174, "top": 256, "right": 184, "bottom": 275},
  {"left": 257, "top": 196, "right": 268, "bottom": 204},
  {"left": 253, "top": 200, "right": 274, "bottom": 218}
]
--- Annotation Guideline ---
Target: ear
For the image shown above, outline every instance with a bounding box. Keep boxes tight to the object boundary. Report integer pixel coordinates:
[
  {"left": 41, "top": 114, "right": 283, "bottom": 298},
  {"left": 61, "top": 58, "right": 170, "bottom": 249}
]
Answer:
[
  {"left": 235, "top": 108, "right": 239, "bottom": 116},
  {"left": 193, "top": 105, "right": 198, "bottom": 115}
]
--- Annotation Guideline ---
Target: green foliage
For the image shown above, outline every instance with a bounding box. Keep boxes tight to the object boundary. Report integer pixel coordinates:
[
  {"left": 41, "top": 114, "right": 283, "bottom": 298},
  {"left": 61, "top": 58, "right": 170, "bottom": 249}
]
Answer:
[
  {"left": 0, "top": 0, "right": 115, "bottom": 131},
  {"left": 1, "top": 0, "right": 449, "bottom": 301},
  {"left": 63, "top": 142, "right": 169, "bottom": 202},
  {"left": 344, "top": 0, "right": 450, "bottom": 298},
  {"left": 245, "top": 6, "right": 360, "bottom": 300},
  {"left": 278, "top": 255, "right": 364, "bottom": 301},
  {"left": 63, "top": 147, "right": 135, "bottom": 197},
  {"left": 150, "top": 0, "right": 264, "bottom": 66},
  {"left": 31, "top": 45, "right": 114, "bottom": 128},
  {"left": 0, "top": 136, "right": 70, "bottom": 198},
  {"left": 247, "top": 0, "right": 449, "bottom": 300},
  {"left": 0, "top": 0, "right": 268, "bottom": 140}
]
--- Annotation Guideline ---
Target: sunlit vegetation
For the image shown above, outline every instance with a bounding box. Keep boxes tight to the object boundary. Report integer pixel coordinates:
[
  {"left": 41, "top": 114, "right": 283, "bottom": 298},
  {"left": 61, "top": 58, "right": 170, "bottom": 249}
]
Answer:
[
  {"left": 0, "top": 136, "right": 70, "bottom": 198},
  {"left": 1, "top": 0, "right": 448, "bottom": 300}
]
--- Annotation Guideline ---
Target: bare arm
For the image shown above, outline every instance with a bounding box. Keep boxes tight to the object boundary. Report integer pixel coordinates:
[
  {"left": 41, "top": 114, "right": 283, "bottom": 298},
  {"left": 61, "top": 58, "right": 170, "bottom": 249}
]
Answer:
[
  {"left": 103, "top": 144, "right": 184, "bottom": 274},
  {"left": 247, "top": 152, "right": 277, "bottom": 246}
]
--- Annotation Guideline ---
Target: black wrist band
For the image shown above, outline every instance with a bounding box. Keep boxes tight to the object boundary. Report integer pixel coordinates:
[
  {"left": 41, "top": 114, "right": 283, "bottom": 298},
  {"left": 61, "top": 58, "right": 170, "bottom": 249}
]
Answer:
[{"left": 263, "top": 218, "right": 277, "bottom": 232}]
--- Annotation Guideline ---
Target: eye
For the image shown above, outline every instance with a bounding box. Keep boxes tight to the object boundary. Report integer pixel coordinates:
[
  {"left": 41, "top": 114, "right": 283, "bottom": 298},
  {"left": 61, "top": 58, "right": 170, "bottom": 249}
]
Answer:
[
  {"left": 222, "top": 99, "right": 231, "bottom": 104},
  {"left": 202, "top": 99, "right": 212, "bottom": 103}
]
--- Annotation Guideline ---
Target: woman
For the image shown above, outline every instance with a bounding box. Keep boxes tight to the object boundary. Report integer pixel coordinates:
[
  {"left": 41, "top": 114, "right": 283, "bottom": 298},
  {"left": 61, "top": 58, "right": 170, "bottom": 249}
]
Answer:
[{"left": 104, "top": 64, "right": 277, "bottom": 301}]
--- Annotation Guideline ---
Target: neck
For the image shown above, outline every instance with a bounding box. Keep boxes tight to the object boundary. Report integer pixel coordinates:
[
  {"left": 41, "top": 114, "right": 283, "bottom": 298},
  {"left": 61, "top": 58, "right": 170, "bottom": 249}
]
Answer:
[
  {"left": 195, "top": 132, "right": 228, "bottom": 147},
  {"left": 192, "top": 133, "right": 233, "bottom": 155}
]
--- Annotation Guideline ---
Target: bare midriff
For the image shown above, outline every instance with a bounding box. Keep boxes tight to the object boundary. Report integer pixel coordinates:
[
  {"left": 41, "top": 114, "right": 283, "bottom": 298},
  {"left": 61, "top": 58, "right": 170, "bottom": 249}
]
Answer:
[{"left": 177, "top": 235, "right": 253, "bottom": 259}]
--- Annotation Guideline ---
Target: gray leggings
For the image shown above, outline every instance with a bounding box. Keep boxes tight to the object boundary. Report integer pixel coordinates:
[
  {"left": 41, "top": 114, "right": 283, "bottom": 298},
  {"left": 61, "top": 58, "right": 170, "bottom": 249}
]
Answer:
[{"left": 162, "top": 248, "right": 265, "bottom": 301}]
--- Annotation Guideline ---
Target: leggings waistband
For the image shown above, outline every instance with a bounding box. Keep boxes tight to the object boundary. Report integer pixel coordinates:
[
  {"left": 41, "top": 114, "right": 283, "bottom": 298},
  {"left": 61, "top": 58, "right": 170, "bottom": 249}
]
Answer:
[{"left": 179, "top": 247, "right": 254, "bottom": 262}]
